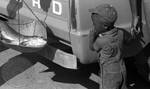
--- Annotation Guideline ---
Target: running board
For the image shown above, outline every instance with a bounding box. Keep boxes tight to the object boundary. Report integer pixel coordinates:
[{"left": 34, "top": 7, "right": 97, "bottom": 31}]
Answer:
[
  {"left": 0, "top": 13, "right": 11, "bottom": 21},
  {"left": 37, "top": 45, "right": 77, "bottom": 69}
]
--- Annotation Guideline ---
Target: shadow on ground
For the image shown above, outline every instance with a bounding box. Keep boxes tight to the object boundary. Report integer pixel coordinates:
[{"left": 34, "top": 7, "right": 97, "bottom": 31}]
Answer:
[
  {"left": 125, "top": 58, "right": 150, "bottom": 89},
  {"left": 125, "top": 43, "right": 150, "bottom": 89},
  {"left": 0, "top": 53, "right": 37, "bottom": 86},
  {"left": 38, "top": 56, "right": 100, "bottom": 89},
  {"left": 0, "top": 52, "right": 99, "bottom": 89}
]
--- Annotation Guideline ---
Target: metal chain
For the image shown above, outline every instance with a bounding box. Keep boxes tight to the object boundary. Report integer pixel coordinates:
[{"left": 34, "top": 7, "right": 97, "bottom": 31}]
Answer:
[
  {"left": 17, "top": 0, "right": 21, "bottom": 46},
  {"left": 33, "top": 10, "right": 48, "bottom": 36},
  {"left": 44, "top": 12, "right": 48, "bottom": 23}
]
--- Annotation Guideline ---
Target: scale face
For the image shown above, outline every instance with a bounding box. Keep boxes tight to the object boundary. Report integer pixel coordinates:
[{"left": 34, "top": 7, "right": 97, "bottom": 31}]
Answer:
[{"left": 0, "top": 0, "right": 49, "bottom": 53}]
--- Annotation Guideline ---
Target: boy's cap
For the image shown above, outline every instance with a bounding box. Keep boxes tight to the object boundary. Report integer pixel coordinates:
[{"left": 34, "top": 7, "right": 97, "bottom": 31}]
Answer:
[{"left": 89, "top": 4, "right": 118, "bottom": 24}]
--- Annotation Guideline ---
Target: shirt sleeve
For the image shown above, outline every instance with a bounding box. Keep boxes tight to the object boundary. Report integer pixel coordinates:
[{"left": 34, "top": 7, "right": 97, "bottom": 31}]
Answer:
[{"left": 93, "top": 36, "right": 107, "bottom": 52}]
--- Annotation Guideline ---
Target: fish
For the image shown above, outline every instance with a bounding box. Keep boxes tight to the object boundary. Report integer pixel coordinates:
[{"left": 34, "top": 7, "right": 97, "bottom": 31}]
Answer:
[{"left": 0, "top": 20, "right": 47, "bottom": 48}]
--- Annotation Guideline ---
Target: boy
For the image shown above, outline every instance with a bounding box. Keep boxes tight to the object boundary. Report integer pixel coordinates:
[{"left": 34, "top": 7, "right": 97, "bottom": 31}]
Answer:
[{"left": 89, "top": 4, "right": 128, "bottom": 89}]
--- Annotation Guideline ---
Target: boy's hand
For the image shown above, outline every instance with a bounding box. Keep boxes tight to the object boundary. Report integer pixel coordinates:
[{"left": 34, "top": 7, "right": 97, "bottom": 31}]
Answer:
[{"left": 89, "top": 28, "right": 97, "bottom": 51}]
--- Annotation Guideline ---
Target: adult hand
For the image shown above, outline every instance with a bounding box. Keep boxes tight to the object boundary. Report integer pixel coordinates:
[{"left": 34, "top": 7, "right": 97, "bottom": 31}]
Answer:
[{"left": 130, "top": 16, "right": 141, "bottom": 38}]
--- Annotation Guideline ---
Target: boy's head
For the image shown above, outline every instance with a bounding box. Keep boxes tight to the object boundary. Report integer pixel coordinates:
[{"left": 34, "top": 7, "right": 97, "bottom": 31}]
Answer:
[{"left": 89, "top": 4, "right": 118, "bottom": 33}]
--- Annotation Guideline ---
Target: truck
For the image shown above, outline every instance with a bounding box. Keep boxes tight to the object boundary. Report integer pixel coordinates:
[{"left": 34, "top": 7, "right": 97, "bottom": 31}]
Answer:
[{"left": 0, "top": 0, "right": 150, "bottom": 83}]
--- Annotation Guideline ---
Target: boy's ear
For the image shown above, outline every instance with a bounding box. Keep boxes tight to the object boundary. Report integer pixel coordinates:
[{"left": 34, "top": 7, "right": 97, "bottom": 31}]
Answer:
[
  {"left": 104, "top": 26, "right": 108, "bottom": 29},
  {"left": 91, "top": 13, "right": 99, "bottom": 23},
  {"left": 91, "top": 13, "right": 99, "bottom": 18},
  {"left": 104, "top": 24, "right": 109, "bottom": 29}
]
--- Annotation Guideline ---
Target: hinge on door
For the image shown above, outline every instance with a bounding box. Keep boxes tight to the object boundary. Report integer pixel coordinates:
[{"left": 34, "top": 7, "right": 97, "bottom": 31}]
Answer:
[{"left": 70, "top": 0, "right": 77, "bottom": 30}]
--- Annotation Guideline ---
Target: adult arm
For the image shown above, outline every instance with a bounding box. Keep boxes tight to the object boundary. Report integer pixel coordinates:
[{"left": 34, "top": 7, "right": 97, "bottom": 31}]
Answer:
[{"left": 129, "top": 0, "right": 141, "bottom": 37}]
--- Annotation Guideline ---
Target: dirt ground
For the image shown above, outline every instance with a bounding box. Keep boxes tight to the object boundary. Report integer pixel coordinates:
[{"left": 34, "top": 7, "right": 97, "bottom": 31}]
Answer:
[{"left": 0, "top": 45, "right": 149, "bottom": 89}]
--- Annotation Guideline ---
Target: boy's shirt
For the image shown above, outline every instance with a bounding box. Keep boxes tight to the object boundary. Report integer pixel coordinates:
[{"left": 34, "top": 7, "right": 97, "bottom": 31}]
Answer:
[{"left": 93, "top": 28, "right": 124, "bottom": 64}]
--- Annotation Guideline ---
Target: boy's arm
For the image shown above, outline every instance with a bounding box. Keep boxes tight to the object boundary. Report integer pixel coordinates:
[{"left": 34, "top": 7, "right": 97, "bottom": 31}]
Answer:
[
  {"left": 89, "top": 28, "right": 97, "bottom": 51},
  {"left": 92, "top": 37, "right": 104, "bottom": 52}
]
